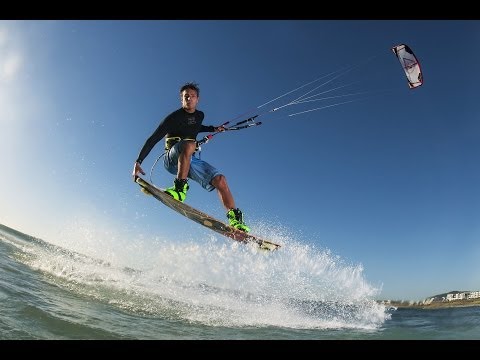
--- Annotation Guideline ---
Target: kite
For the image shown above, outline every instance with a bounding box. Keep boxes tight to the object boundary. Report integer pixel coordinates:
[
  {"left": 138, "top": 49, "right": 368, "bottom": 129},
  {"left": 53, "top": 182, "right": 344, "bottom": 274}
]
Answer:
[{"left": 392, "top": 44, "right": 423, "bottom": 89}]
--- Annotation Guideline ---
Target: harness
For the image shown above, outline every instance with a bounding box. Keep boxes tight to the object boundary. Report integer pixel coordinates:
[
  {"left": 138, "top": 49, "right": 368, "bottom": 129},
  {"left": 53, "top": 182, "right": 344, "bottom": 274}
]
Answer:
[
  {"left": 165, "top": 137, "right": 199, "bottom": 151},
  {"left": 148, "top": 119, "right": 261, "bottom": 186}
]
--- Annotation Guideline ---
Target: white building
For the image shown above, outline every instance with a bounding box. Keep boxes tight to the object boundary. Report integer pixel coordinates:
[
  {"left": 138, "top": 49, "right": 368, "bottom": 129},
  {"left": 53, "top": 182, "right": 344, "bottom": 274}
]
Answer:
[
  {"left": 467, "top": 291, "right": 480, "bottom": 299},
  {"left": 446, "top": 291, "right": 480, "bottom": 301}
]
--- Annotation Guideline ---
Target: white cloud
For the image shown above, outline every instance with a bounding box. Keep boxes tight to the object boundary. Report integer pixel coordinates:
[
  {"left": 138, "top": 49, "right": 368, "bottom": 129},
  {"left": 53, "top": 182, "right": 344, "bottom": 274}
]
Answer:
[
  {"left": 1, "top": 52, "right": 22, "bottom": 81},
  {"left": 0, "top": 23, "right": 25, "bottom": 125},
  {"left": 0, "top": 28, "right": 7, "bottom": 46},
  {"left": 0, "top": 24, "right": 23, "bottom": 82}
]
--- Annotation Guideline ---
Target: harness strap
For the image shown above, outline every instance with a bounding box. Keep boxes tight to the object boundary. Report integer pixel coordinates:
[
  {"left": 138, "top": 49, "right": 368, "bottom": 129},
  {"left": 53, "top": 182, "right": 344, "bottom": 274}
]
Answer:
[{"left": 165, "top": 137, "right": 197, "bottom": 151}]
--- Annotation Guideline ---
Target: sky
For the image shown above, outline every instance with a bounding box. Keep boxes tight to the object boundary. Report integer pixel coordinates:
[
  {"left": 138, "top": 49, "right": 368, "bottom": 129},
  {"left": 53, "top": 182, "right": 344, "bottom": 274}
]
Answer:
[{"left": 0, "top": 20, "right": 479, "bottom": 301}]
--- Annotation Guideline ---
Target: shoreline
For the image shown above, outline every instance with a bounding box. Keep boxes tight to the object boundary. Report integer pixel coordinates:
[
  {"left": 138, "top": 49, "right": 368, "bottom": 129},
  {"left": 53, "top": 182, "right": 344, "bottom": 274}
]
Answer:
[{"left": 380, "top": 298, "right": 480, "bottom": 309}]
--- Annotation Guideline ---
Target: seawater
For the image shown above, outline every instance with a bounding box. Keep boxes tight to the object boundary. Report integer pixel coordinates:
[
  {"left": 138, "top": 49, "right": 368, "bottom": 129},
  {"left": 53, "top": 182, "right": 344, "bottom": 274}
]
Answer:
[{"left": 1, "top": 223, "right": 479, "bottom": 341}]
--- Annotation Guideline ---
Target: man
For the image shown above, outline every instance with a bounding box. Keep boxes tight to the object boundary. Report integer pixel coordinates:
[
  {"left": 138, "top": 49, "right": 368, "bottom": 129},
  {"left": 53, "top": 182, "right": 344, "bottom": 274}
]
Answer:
[{"left": 132, "top": 82, "right": 250, "bottom": 233}]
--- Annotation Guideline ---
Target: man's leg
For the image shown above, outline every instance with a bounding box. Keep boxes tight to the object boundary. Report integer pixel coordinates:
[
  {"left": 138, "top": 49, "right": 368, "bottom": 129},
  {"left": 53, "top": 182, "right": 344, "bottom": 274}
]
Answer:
[
  {"left": 164, "top": 140, "right": 197, "bottom": 202},
  {"left": 177, "top": 141, "right": 197, "bottom": 179},
  {"left": 211, "top": 174, "right": 235, "bottom": 211},
  {"left": 211, "top": 174, "right": 250, "bottom": 233}
]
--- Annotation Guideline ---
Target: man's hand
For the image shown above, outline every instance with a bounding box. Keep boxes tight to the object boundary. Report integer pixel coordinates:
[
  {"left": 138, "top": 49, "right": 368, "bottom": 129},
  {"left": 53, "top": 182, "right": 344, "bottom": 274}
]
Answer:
[
  {"left": 214, "top": 125, "right": 226, "bottom": 132},
  {"left": 132, "top": 161, "right": 145, "bottom": 181}
]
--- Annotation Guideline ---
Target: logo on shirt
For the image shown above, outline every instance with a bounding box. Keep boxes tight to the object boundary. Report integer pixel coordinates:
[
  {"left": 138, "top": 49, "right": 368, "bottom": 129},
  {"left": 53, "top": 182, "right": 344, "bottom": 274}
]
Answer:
[{"left": 187, "top": 116, "right": 196, "bottom": 125}]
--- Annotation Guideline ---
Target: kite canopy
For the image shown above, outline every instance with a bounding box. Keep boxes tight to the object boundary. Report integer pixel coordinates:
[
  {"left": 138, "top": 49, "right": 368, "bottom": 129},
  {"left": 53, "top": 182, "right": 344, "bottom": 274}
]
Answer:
[{"left": 392, "top": 44, "right": 423, "bottom": 89}]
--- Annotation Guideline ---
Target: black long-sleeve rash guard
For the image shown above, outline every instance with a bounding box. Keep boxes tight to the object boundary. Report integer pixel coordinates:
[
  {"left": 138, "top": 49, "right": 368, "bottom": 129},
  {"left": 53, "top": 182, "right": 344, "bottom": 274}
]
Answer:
[{"left": 136, "top": 108, "right": 215, "bottom": 165}]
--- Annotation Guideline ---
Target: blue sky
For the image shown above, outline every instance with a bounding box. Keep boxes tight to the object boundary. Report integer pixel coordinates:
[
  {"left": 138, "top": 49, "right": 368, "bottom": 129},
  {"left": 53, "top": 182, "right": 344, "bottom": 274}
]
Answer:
[{"left": 1, "top": 20, "right": 479, "bottom": 301}]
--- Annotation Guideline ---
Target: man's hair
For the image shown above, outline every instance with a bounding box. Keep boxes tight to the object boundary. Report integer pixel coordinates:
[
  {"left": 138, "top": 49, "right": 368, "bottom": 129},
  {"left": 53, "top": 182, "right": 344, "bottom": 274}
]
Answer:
[{"left": 180, "top": 82, "right": 200, "bottom": 96}]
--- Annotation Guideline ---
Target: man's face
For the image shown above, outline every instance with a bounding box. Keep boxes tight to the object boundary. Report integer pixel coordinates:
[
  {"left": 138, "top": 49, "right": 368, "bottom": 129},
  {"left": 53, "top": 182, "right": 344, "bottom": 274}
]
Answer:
[{"left": 181, "top": 89, "right": 199, "bottom": 112}]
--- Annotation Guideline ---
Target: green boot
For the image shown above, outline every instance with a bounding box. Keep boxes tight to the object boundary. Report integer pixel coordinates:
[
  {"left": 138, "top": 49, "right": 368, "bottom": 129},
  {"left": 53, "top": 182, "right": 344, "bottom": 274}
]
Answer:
[
  {"left": 227, "top": 208, "right": 250, "bottom": 233},
  {"left": 164, "top": 178, "right": 189, "bottom": 202}
]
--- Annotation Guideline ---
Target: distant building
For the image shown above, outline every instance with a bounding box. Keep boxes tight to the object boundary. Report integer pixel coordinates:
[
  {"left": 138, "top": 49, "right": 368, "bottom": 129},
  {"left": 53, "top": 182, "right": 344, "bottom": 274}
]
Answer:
[
  {"left": 447, "top": 293, "right": 465, "bottom": 301},
  {"left": 380, "top": 290, "right": 480, "bottom": 305},
  {"left": 467, "top": 291, "right": 480, "bottom": 299},
  {"left": 446, "top": 291, "right": 480, "bottom": 301}
]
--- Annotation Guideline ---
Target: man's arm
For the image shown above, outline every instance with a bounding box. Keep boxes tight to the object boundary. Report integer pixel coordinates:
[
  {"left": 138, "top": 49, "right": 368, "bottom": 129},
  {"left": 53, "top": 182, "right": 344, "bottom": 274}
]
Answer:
[
  {"left": 132, "top": 118, "right": 169, "bottom": 181},
  {"left": 200, "top": 124, "right": 226, "bottom": 133},
  {"left": 136, "top": 123, "right": 168, "bottom": 165},
  {"left": 200, "top": 125, "right": 216, "bottom": 133},
  {"left": 132, "top": 161, "right": 145, "bottom": 180}
]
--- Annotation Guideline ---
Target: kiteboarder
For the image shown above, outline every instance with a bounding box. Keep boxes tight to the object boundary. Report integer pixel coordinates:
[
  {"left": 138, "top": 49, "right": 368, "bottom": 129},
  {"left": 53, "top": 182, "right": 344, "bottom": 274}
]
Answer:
[{"left": 132, "top": 82, "right": 250, "bottom": 233}]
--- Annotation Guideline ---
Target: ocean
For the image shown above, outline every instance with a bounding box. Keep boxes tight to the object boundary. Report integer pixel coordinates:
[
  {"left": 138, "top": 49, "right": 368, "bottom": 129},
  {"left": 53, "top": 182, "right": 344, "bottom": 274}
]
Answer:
[{"left": 1, "top": 222, "right": 479, "bottom": 344}]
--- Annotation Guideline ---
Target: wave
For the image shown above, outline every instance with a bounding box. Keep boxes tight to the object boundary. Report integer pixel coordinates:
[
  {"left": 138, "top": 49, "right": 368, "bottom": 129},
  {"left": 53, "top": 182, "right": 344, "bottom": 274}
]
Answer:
[{"left": 0, "top": 222, "right": 389, "bottom": 330}]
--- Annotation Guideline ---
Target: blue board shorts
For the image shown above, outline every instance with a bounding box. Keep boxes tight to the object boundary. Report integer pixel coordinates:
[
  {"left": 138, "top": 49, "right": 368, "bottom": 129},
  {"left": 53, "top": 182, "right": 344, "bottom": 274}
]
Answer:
[{"left": 163, "top": 140, "right": 220, "bottom": 192}]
